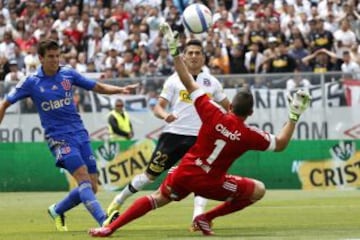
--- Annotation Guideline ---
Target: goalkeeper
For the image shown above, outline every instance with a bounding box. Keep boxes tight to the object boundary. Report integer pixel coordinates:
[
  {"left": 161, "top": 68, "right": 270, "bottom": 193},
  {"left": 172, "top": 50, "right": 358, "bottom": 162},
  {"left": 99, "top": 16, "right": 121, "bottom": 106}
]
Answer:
[{"left": 89, "top": 22, "right": 312, "bottom": 237}]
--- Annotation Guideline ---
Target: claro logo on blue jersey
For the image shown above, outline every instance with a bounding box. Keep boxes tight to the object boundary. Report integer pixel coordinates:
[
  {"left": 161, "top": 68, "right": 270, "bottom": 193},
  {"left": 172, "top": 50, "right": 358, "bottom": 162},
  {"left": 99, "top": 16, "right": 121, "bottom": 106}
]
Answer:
[{"left": 41, "top": 97, "right": 72, "bottom": 111}]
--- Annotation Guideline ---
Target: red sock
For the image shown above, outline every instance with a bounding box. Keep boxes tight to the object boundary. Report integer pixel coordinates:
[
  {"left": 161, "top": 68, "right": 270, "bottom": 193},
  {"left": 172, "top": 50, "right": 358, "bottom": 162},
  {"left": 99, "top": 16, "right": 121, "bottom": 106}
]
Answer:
[
  {"left": 204, "top": 199, "right": 253, "bottom": 221},
  {"left": 108, "top": 195, "right": 157, "bottom": 231}
]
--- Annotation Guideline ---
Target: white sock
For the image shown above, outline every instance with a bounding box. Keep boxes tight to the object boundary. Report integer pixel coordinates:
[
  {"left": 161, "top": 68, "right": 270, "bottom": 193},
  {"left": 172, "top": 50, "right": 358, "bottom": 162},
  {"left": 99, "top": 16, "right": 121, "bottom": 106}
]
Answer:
[
  {"left": 114, "top": 173, "right": 153, "bottom": 205},
  {"left": 193, "top": 196, "right": 208, "bottom": 220}
]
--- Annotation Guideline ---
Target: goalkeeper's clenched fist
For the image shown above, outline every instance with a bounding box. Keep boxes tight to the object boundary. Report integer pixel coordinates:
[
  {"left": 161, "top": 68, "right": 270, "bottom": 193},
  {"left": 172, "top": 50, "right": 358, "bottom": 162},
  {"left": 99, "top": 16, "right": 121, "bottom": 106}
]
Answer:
[{"left": 287, "top": 89, "right": 311, "bottom": 122}]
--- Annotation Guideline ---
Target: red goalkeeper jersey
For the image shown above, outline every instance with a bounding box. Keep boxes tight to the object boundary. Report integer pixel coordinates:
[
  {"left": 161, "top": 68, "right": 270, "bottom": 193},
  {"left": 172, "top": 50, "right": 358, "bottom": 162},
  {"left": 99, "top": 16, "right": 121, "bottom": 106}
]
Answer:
[{"left": 177, "top": 89, "right": 276, "bottom": 179}]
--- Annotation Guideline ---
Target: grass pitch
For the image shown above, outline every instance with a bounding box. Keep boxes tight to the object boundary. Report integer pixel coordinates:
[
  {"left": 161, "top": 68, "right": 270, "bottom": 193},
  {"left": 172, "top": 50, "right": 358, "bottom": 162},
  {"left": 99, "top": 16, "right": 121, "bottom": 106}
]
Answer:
[{"left": 0, "top": 190, "right": 360, "bottom": 240}]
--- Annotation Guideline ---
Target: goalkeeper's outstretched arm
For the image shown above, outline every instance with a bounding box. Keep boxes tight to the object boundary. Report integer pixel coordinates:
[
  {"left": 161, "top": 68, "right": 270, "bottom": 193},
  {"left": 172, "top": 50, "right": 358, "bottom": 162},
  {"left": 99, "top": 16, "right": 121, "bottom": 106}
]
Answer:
[
  {"left": 274, "top": 90, "right": 311, "bottom": 152},
  {"left": 173, "top": 56, "right": 199, "bottom": 94},
  {"left": 160, "top": 22, "right": 199, "bottom": 94}
]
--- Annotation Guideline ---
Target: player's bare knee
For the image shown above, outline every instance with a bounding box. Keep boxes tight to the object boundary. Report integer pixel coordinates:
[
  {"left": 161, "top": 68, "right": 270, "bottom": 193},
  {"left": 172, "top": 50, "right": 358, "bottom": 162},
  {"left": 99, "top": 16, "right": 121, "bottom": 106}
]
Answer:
[
  {"left": 145, "top": 172, "right": 157, "bottom": 181},
  {"left": 251, "top": 180, "right": 266, "bottom": 201},
  {"left": 151, "top": 190, "right": 171, "bottom": 208},
  {"left": 92, "top": 184, "right": 98, "bottom": 193}
]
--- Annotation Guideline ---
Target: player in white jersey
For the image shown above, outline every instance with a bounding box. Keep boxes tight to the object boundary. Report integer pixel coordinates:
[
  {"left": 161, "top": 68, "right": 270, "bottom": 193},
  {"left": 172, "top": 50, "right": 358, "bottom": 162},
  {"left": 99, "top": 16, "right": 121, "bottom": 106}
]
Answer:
[{"left": 107, "top": 39, "right": 230, "bottom": 230}]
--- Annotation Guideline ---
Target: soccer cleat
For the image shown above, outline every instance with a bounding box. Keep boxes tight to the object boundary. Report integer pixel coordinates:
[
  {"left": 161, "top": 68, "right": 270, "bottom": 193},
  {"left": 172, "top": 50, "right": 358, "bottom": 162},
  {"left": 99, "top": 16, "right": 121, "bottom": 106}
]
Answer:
[
  {"left": 189, "top": 219, "right": 213, "bottom": 232},
  {"left": 47, "top": 204, "right": 68, "bottom": 232},
  {"left": 192, "top": 215, "right": 215, "bottom": 236},
  {"left": 88, "top": 226, "right": 113, "bottom": 237},
  {"left": 102, "top": 210, "right": 120, "bottom": 227},
  {"left": 106, "top": 200, "right": 121, "bottom": 216}
]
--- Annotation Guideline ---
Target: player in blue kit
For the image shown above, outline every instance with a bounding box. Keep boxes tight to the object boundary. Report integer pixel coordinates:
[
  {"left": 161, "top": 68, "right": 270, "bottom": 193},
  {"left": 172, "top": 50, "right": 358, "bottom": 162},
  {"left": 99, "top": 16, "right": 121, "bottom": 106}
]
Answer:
[{"left": 0, "top": 39, "right": 138, "bottom": 231}]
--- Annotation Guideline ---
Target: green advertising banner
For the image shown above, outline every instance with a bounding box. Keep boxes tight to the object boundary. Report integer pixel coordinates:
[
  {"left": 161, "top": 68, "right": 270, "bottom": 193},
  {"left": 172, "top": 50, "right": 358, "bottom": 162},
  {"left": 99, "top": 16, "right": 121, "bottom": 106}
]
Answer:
[{"left": 0, "top": 140, "right": 359, "bottom": 191}]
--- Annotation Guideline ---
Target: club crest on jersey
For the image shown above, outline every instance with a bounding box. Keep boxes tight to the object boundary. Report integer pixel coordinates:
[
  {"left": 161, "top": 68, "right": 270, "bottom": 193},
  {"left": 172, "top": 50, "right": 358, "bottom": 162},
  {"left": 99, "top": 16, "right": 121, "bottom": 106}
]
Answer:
[
  {"left": 61, "top": 79, "right": 71, "bottom": 91},
  {"left": 203, "top": 78, "right": 211, "bottom": 86},
  {"left": 61, "top": 146, "right": 71, "bottom": 155}
]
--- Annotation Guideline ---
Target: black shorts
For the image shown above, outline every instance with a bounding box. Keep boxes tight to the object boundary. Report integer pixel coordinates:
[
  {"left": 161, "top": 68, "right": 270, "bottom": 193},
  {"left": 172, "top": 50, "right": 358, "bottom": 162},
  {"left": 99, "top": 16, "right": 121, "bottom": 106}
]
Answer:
[{"left": 146, "top": 132, "right": 197, "bottom": 177}]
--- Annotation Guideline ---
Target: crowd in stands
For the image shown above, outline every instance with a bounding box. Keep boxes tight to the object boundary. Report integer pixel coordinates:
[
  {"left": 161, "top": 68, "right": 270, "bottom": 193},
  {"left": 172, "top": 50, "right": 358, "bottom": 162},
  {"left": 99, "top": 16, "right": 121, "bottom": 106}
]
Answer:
[{"left": 0, "top": 0, "right": 360, "bottom": 104}]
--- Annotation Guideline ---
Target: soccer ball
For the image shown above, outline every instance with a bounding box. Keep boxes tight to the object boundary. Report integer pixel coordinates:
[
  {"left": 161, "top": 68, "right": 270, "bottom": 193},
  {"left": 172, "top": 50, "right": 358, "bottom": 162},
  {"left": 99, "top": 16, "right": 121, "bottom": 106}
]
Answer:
[{"left": 182, "top": 3, "right": 213, "bottom": 34}]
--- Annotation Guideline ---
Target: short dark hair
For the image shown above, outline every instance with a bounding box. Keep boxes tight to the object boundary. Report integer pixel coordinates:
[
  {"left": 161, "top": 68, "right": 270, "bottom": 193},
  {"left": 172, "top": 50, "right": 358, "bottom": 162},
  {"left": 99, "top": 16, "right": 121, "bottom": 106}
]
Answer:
[
  {"left": 37, "top": 39, "right": 59, "bottom": 57},
  {"left": 232, "top": 89, "right": 254, "bottom": 117},
  {"left": 184, "top": 39, "right": 204, "bottom": 54},
  {"left": 343, "top": 51, "right": 350, "bottom": 56}
]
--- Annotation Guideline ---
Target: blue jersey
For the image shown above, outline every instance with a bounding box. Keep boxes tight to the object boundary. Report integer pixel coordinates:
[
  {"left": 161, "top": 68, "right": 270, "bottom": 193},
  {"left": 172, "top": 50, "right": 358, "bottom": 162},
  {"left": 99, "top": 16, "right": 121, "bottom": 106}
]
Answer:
[{"left": 6, "top": 66, "right": 96, "bottom": 137}]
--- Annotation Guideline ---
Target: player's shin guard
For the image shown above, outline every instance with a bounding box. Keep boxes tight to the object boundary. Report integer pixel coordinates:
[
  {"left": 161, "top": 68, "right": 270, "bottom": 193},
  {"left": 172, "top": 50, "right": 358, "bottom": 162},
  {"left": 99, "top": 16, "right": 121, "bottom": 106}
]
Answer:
[
  {"left": 78, "top": 180, "right": 107, "bottom": 225},
  {"left": 114, "top": 173, "right": 153, "bottom": 205},
  {"left": 108, "top": 195, "right": 157, "bottom": 231}
]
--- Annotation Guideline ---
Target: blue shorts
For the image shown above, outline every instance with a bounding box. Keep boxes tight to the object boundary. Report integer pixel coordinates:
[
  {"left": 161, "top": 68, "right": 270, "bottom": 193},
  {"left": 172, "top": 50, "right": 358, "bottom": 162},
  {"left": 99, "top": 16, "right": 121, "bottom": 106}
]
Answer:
[{"left": 46, "top": 130, "right": 97, "bottom": 174}]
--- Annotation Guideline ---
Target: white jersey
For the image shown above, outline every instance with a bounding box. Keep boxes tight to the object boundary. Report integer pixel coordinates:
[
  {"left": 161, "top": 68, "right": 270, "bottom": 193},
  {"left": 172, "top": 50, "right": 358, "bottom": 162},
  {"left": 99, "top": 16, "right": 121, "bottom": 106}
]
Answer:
[{"left": 159, "top": 72, "right": 227, "bottom": 136}]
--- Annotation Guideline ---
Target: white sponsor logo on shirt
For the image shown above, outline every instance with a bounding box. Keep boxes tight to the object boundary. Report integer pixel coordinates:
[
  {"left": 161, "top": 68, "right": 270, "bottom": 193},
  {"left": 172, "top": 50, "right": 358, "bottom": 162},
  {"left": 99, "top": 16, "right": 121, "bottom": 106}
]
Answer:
[
  {"left": 215, "top": 124, "right": 241, "bottom": 141},
  {"left": 41, "top": 97, "right": 72, "bottom": 111}
]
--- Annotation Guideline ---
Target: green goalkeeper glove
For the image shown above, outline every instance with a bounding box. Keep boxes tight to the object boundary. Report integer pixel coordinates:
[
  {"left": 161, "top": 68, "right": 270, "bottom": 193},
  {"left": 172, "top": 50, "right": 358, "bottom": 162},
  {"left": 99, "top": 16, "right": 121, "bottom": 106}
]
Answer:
[
  {"left": 159, "top": 22, "right": 179, "bottom": 57},
  {"left": 287, "top": 89, "right": 311, "bottom": 122}
]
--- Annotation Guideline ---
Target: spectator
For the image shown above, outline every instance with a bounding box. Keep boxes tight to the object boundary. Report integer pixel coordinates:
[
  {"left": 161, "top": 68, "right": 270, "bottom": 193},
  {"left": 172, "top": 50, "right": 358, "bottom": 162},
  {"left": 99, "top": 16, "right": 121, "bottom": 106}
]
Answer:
[
  {"left": 76, "top": 52, "right": 87, "bottom": 73},
  {"left": 13, "top": 44, "right": 25, "bottom": 73},
  {"left": 244, "top": 42, "right": 264, "bottom": 73},
  {"left": 228, "top": 43, "right": 247, "bottom": 74},
  {"left": 308, "top": 17, "right": 334, "bottom": 52},
  {"left": 286, "top": 71, "right": 311, "bottom": 91},
  {"left": 12, "top": 18, "right": 26, "bottom": 40},
  {"left": 266, "top": 42, "right": 297, "bottom": 73},
  {"left": 90, "top": 6, "right": 106, "bottom": 31},
  {"left": 209, "top": 43, "right": 230, "bottom": 74},
  {"left": 33, "top": 19, "right": 47, "bottom": 42},
  {"left": 302, "top": 48, "right": 339, "bottom": 74},
  {"left": 52, "top": 11, "right": 70, "bottom": 41},
  {"left": 145, "top": 59, "right": 162, "bottom": 77},
  {"left": 246, "top": 17, "right": 267, "bottom": 50},
  {"left": 24, "top": 45, "right": 40, "bottom": 76},
  {"left": 146, "top": 6, "right": 164, "bottom": 42},
  {"left": 324, "top": 12, "right": 339, "bottom": 33},
  {"left": 108, "top": 98, "right": 134, "bottom": 141},
  {"left": 110, "top": 3, "right": 130, "bottom": 31},
  {"left": 78, "top": 11, "right": 100, "bottom": 37},
  {"left": 341, "top": 51, "right": 360, "bottom": 80},
  {"left": 266, "top": 17, "right": 286, "bottom": 45},
  {"left": 0, "top": 31, "right": 16, "bottom": 60},
  {"left": 118, "top": 49, "right": 136, "bottom": 77},
  {"left": 289, "top": 37, "right": 310, "bottom": 72},
  {"left": 63, "top": 20, "right": 83, "bottom": 48},
  {"left": 4, "top": 59, "right": 25, "bottom": 87},
  {"left": 85, "top": 26, "right": 103, "bottom": 62},
  {"left": 0, "top": 13, "right": 12, "bottom": 42},
  {"left": 333, "top": 19, "right": 357, "bottom": 58},
  {"left": 104, "top": 46, "right": 123, "bottom": 70},
  {"left": 155, "top": 46, "right": 173, "bottom": 75},
  {"left": 60, "top": 34, "right": 77, "bottom": 60},
  {"left": 101, "top": 20, "right": 128, "bottom": 53}
]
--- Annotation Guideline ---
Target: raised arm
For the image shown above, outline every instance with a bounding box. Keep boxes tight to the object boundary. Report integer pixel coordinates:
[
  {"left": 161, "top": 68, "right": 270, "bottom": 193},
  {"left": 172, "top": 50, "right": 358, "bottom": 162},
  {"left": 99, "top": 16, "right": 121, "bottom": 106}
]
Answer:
[
  {"left": 160, "top": 22, "right": 199, "bottom": 94},
  {"left": 275, "top": 90, "right": 311, "bottom": 151}
]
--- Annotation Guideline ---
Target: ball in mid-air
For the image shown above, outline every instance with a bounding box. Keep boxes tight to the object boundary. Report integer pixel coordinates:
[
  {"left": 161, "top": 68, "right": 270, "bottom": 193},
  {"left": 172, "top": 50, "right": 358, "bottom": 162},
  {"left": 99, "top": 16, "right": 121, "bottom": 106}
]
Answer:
[{"left": 182, "top": 3, "right": 213, "bottom": 34}]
